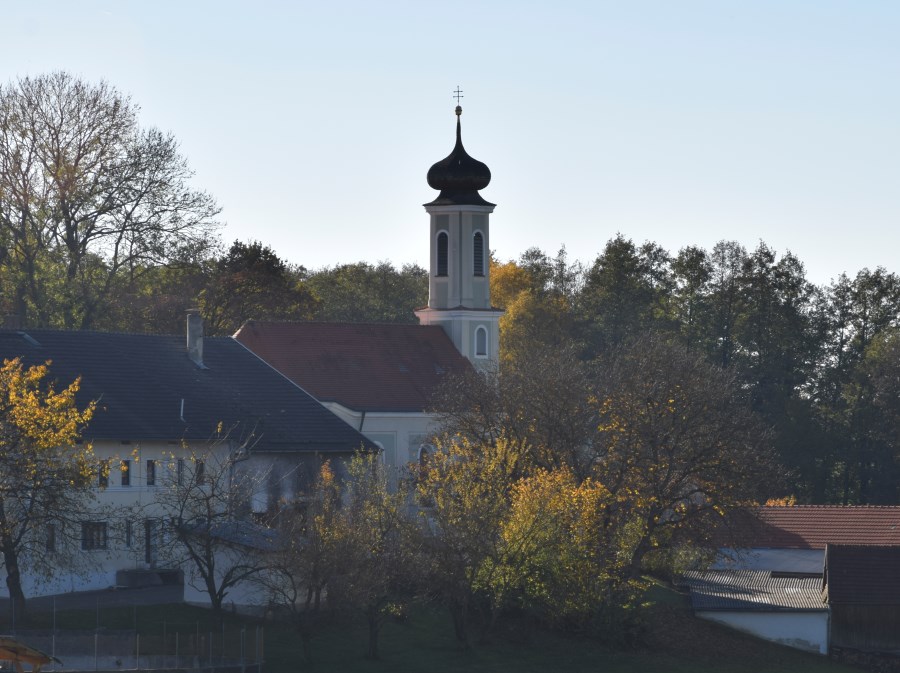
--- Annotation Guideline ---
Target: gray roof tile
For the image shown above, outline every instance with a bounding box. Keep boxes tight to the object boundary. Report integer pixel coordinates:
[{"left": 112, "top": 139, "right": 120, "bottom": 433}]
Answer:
[
  {"left": 0, "top": 329, "right": 376, "bottom": 454},
  {"left": 683, "top": 570, "right": 826, "bottom": 612}
]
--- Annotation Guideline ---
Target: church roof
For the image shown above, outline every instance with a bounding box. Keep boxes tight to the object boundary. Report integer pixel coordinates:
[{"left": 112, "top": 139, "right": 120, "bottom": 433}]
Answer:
[
  {"left": 233, "top": 321, "right": 472, "bottom": 413},
  {"left": 425, "top": 106, "right": 494, "bottom": 207},
  {"left": 0, "top": 328, "right": 375, "bottom": 454}
]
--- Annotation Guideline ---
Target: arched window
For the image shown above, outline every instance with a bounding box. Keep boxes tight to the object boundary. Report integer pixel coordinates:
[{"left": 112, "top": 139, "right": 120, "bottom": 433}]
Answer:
[
  {"left": 436, "top": 232, "right": 448, "bottom": 277},
  {"left": 475, "top": 326, "right": 488, "bottom": 358},
  {"left": 473, "top": 231, "right": 484, "bottom": 276}
]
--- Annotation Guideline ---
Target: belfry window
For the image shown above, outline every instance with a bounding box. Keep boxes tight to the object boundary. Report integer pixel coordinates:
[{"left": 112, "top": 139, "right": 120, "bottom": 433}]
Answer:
[
  {"left": 475, "top": 326, "right": 488, "bottom": 358},
  {"left": 437, "top": 232, "right": 448, "bottom": 277},
  {"left": 473, "top": 232, "right": 484, "bottom": 276}
]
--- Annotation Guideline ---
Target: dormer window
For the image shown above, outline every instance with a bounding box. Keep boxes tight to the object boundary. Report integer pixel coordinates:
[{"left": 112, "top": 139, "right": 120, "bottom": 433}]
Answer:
[
  {"left": 473, "top": 232, "right": 484, "bottom": 276},
  {"left": 437, "top": 232, "right": 448, "bottom": 277}
]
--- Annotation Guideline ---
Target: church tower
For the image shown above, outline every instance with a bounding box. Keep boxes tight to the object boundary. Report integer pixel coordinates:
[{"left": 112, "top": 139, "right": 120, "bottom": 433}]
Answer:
[{"left": 415, "top": 104, "right": 502, "bottom": 369}]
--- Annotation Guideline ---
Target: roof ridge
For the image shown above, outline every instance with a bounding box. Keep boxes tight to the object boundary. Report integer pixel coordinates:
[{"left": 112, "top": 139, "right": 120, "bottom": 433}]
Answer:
[
  {"left": 761, "top": 505, "right": 900, "bottom": 510},
  {"left": 241, "top": 319, "right": 436, "bottom": 329}
]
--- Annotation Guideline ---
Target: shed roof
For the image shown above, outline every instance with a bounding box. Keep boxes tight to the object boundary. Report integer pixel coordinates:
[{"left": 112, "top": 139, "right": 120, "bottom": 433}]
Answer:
[
  {"left": 0, "top": 329, "right": 375, "bottom": 454},
  {"left": 824, "top": 544, "right": 900, "bottom": 605},
  {"left": 725, "top": 506, "right": 900, "bottom": 550},
  {"left": 233, "top": 320, "right": 472, "bottom": 413},
  {"left": 683, "top": 570, "right": 826, "bottom": 612}
]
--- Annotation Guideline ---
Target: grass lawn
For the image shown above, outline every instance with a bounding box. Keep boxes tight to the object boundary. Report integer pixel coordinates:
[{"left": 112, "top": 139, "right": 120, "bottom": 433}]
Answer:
[
  {"left": 18, "top": 589, "right": 861, "bottom": 673},
  {"left": 262, "top": 588, "right": 859, "bottom": 673}
]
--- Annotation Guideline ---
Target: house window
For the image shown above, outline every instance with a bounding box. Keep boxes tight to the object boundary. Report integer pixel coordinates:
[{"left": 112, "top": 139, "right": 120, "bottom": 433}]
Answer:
[
  {"left": 120, "top": 460, "right": 131, "bottom": 486},
  {"left": 81, "top": 522, "right": 108, "bottom": 550},
  {"left": 125, "top": 520, "right": 133, "bottom": 548},
  {"left": 177, "top": 458, "right": 185, "bottom": 486},
  {"left": 475, "top": 326, "right": 488, "bottom": 358},
  {"left": 195, "top": 460, "right": 205, "bottom": 485},
  {"left": 146, "top": 459, "right": 156, "bottom": 486},
  {"left": 436, "top": 232, "right": 448, "bottom": 277},
  {"left": 145, "top": 519, "right": 158, "bottom": 565},
  {"left": 98, "top": 460, "right": 109, "bottom": 488},
  {"left": 46, "top": 524, "right": 56, "bottom": 553},
  {"left": 473, "top": 231, "right": 484, "bottom": 276}
]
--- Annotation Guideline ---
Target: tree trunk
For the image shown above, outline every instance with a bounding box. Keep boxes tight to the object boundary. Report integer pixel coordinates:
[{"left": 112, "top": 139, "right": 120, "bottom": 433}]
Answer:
[
  {"left": 1, "top": 538, "right": 26, "bottom": 625},
  {"left": 365, "top": 607, "right": 380, "bottom": 660},
  {"left": 449, "top": 599, "right": 469, "bottom": 648},
  {"left": 0, "top": 500, "right": 26, "bottom": 625}
]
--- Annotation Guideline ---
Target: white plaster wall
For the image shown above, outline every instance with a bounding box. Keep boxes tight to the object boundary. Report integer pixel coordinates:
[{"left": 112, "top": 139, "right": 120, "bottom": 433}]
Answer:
[
  {"left": 322, "top": 403, "right": 439, "bottom": 480},
  {"left": 715, "top": 548, "right": 824, "bottom": 573},
  {"left": 0, "top": 440, "right": 222, "bottom": 600},
  {"left": 698, "top": 610, "right": 829, "bottom": 654}
]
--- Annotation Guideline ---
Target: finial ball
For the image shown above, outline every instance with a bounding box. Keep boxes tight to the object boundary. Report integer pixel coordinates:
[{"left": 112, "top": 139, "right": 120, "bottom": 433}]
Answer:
[{"left": 455, "top": 105, "right": 462, "bottom": 116}]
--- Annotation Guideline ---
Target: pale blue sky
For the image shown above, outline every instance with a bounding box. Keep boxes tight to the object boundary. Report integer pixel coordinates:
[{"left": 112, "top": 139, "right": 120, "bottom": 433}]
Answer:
[{"left": 3, "top": 1, "right": 899, "bottom": 285}]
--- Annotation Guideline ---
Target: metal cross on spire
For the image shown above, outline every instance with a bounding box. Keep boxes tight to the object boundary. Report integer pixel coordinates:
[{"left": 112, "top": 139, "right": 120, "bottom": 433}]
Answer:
[{"left": 453, "top": 86, "right": 464, "bottom": 104}]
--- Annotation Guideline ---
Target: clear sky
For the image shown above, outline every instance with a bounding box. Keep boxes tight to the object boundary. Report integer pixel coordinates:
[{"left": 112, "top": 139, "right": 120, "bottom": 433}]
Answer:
[{"left": 3, "top": 1, "right": 898, "bottom": 285}]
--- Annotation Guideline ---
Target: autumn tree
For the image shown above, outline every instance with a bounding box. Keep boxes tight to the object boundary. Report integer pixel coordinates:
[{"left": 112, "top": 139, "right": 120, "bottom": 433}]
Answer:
[
  {"left": 490, "top": 466, "right": 629, "bottom": 627},
  {"left": 431, "top": 342, "right": 598, "bottom": 477},
  {"left": 327, "top": 454, "right": 419, "bottom": 660},
  {"left": 594, "top": 336, "right": 779, "bottom": 573},
  {"left": 0, "top": 72, "right": 219, "bottom": 329},
  {"left": 417, "top": 436, "right": 530, "bottom": 645},
  {"left": 265, "top": 455, "right": 418, "bottom": 661},
  {"left": 0, "top": 358, "right": 96, "bottom": 621}
]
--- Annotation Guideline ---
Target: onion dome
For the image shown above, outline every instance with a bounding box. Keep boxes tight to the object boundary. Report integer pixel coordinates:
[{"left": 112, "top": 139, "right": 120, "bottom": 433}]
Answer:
[{"left": 425, "top": 106, "right": 494, "bottom": 207}]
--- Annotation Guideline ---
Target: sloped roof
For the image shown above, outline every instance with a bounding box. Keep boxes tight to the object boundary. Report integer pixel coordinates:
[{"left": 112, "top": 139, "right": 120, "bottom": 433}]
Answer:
[
  {"left": 233, "top": 321, "right": 472, "bottom": 413},
  {"left": 0, "top": 329, "right": 375, "bottom": 454},
  {"left": 683, "top": 570, "right": 826, "bottom": 612},
  {"left": 726, "top": 506, "right": 900, "bottom": 550},
  {"left": 824, "top": 545, "right": 900, "bottom": 605}
]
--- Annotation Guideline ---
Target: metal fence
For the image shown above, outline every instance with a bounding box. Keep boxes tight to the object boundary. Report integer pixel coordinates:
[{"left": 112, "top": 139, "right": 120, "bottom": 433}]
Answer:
[{"left": 5, "top": 625, "right": 264, "bottom": 673}]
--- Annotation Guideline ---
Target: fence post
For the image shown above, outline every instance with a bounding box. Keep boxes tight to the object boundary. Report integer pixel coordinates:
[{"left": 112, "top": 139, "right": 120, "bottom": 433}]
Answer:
[
  {"left": 240, "top": 628, "right": 245, "bottom": 673},
  {"left": 176, "top": 632, "right": 179, "bottom": 669},
  {"left": 52, "top": 596, "right": 56, "bottom": 671},
  {"left": 136, "top": 633, "right": 140, "bottom": 671},
  {"left": 94, "top": 632, "right": 98, "bottom": 671}
]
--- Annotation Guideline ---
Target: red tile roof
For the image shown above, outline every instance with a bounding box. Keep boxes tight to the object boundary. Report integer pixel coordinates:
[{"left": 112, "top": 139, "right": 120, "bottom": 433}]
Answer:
[
  {"left": 735, "top": 506, "right": 900, "bottom": 550},
  {"left": 825, "top": 545, "right": 900, "bottom": 604},
  {"left": 233, "top": 321, "right": 472, "bottom": 413}
]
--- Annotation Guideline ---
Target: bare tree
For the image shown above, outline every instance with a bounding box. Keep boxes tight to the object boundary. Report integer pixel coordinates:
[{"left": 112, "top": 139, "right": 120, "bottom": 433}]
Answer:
[
  {"left": 153, "top": 437, "right": 272, "bottom": 614},
  {"left": 0, "top": 72, "right": 219, "bottom": 329}
]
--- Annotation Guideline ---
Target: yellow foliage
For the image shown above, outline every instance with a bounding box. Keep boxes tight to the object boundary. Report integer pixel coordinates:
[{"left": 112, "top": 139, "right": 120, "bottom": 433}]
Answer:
[
  {"left": 764, "top": 495, "right": 797, "bottom": 507},
  {"left": 489, "top": 258, "right": 531, "bottom": 310}
]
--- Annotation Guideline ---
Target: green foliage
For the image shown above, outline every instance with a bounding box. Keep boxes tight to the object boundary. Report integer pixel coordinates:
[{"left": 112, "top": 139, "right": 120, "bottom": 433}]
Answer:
[
  {"left": 200, "top": 240, "right": 318, "bottom": 335},
  {"left": 306, "top": 261, "right": 427, "bottom": 323}
]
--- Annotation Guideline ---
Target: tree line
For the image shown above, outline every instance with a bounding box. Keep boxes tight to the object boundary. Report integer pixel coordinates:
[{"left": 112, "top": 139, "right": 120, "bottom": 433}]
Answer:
[{"left": 492, "top": 240, "right": 900, "bottom": 505}]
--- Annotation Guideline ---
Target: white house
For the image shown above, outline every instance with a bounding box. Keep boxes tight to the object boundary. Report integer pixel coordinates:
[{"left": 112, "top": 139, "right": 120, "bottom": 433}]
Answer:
[{"left": 0, "top": 317, "right": 375, "bottom": 604}]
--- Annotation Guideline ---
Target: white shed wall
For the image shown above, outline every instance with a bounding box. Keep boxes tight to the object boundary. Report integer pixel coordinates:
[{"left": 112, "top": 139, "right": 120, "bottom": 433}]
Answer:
[{"left": 698, "top": 610, "right": 828, "bottom": 654}]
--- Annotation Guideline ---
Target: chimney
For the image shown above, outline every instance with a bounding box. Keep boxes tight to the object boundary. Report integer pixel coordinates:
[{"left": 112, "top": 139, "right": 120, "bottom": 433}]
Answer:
[{"left": 186, "top": 311, "right": 204, "bottom": 367}]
